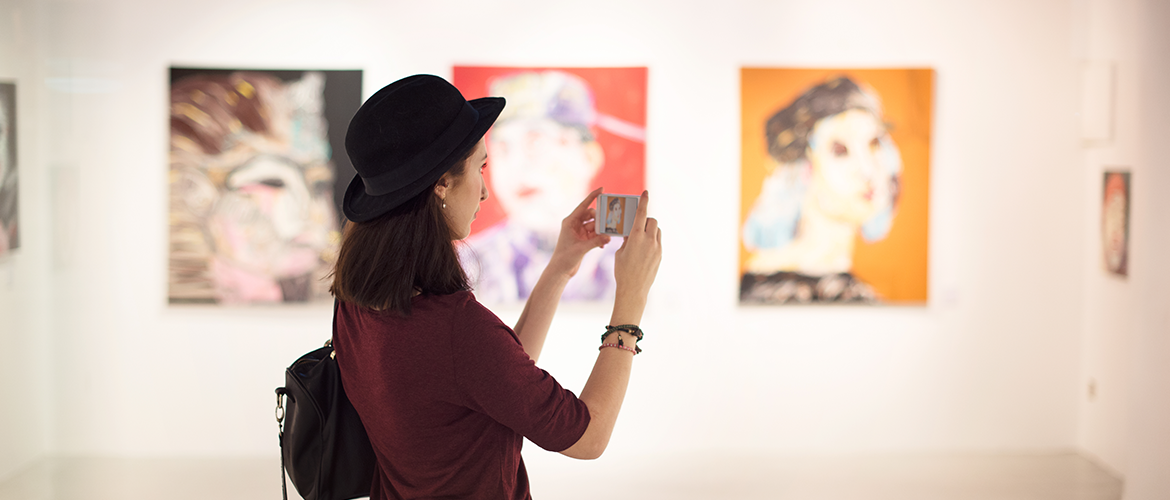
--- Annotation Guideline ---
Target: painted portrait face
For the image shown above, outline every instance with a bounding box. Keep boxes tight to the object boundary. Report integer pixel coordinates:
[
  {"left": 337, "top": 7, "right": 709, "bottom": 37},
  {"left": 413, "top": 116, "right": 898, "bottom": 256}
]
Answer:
[
  {"left": 206, "top": 155, "right": 334, "bottom": 283},
  {"left": 807, "top": 109, "right": 897, "bottom": 224},
  {"left": 487, "top": 117, "right": 601, "bottom": 234}
]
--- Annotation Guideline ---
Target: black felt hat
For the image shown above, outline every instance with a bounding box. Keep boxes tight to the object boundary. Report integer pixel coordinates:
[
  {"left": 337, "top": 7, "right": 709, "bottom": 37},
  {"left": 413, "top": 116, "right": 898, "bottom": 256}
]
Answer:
[{"left": 342, "top": 74, "right": 504, "bottom": 222}]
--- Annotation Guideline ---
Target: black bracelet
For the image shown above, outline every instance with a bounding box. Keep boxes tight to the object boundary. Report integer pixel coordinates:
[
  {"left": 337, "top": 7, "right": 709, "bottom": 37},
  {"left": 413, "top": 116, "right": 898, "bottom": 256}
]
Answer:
[
  {"left": 603, "top": 324, "right": 643, "bottom": 341},
  {"left": 602, "top": 324, "right": 643, "bottom": 354}
]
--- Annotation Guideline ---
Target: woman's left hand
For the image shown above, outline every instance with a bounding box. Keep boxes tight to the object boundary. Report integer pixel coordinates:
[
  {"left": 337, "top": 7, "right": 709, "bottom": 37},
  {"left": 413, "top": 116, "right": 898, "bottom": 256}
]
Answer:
[{"left": 548, "top": 187, "right": 612, "bottom": 278}]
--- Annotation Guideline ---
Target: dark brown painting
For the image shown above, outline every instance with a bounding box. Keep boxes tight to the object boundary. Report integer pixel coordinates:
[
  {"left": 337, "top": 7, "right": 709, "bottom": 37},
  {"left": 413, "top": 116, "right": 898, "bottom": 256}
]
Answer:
[{"left": 168, "top": 68, "right": 360, "bottom": 304}]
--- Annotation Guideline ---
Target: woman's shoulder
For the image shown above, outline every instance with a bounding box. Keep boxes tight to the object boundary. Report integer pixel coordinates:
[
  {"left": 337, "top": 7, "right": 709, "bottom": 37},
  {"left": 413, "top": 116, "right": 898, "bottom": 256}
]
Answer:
[
  {"left": 420, "top": 290, "right": 483, "bottom": 311},
  {"left": 342, "top": 292, "right": 513, "bottom": 348},
  {"left": 341, "top": 291, "right": 491, "bottom": 326},
  {"left": 418, "top": 291, "right": 506, "bottom": 329},
  {"left": 444, "top": 292, "right": 519, "bottom": 343}
]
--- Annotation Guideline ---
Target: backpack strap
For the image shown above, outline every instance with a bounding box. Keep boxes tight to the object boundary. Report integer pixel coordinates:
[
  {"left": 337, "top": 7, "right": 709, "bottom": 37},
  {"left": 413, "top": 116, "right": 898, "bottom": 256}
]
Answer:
[
  {"left": 329, "top": 298, "right": 339, "bottom": 357},
  {"left": 276, "top": 386, "right": 288, "bottom": 500},
  {"left": 276, "top": 299, "right": 340, "bottom": 500}
]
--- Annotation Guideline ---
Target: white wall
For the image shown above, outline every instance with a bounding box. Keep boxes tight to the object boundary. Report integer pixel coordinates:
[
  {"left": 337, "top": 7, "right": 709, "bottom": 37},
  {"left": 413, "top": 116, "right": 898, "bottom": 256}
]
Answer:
[
  {"left": 1073, "top": 0, "right": 1142, "bottom": 475},
  {"left": 15, "top": 0, "right": 1170, "bottom": 493},
  {"left": 1074, "top": 0, "right": 1170, "bottom": 497},
  {"left": 0, "top": 0, "right": 53, "bottom": 481},
  {"left": 1125, "top": 5, "right": 1170, "bottom": 497},
  {"left": 23, "top": 0, "right": 1090, "bottom": 459}
]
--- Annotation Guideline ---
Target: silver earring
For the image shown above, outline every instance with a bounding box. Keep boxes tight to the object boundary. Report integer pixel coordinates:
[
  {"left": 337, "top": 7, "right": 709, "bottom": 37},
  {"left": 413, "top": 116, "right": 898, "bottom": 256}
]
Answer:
[{"left": 442, "top": 202, "right": 446, "bottom": 209}]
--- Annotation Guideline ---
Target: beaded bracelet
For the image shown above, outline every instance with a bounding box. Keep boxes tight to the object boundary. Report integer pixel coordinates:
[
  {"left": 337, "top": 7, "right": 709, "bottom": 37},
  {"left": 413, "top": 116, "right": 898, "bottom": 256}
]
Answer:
[
  {"left": 599, "top": 343, "right": 638, "bottom": 355},
  {"left": 601, "top": 325, "right": 643, "bottom": 354},
  {"left": 601, "top": 324, "right": 644, "bottom": 342}
]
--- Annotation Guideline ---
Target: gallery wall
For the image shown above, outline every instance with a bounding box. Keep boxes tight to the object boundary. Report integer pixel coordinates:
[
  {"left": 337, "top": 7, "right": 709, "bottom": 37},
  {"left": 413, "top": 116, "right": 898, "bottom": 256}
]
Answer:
[
  {"left": 1075, "top": 0, "right": 1142, "bottom": 475},
  {"left": 1074, "top": 0, "right": 1170, "bottom": 498},
  {"left": 1127, "top": 0, "right": 1170, "bottom": 489},
  {"left": 0, "top": 0, "right": 52, "bottom": 480},
  {"left": 6, "top": 1, "right": 1166, "bottom": 494},
  {"left": 19, "top": 0, "right": 1086, "bottom": 459}
]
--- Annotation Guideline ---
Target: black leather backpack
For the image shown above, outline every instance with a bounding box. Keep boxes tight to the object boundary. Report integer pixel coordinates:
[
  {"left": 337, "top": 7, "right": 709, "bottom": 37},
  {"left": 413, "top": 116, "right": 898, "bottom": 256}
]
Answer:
[{"left": 275, "top": 301, "right": 376, "bottom": 500}]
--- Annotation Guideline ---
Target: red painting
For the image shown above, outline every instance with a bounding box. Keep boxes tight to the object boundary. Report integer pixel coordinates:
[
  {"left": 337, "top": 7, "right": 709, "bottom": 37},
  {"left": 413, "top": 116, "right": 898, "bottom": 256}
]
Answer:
[{"left": 453, "top": 66, "right": 647, "bottom": 303}]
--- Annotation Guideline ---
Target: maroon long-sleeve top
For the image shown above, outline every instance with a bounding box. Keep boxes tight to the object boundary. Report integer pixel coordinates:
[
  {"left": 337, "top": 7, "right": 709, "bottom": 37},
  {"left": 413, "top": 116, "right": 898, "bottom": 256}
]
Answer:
[{"left": 334, "top": 291, "right": 591, "bottom": 499}]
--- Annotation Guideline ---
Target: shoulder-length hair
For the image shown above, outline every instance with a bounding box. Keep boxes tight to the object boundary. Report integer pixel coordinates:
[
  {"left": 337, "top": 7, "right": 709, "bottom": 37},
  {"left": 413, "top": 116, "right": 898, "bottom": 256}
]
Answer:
[{"left": 329, "top": 156, "right": 472, "bottom": 315}]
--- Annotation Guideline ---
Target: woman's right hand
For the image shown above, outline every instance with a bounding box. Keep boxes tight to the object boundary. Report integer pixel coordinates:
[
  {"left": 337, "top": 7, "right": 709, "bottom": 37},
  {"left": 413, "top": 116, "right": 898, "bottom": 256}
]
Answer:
[{"left": 611, "top": 191, "right": 662, "bottom": 324}]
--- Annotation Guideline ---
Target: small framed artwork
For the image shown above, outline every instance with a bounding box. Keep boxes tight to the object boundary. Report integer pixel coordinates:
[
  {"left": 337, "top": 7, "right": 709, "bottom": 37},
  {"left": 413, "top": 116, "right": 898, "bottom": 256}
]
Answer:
[
  {"left": 596, "top": 193, "right": 639, "bottom": 237},
  {"left": 1102, "top": 170, "right": 1130, "bottom": 277}
]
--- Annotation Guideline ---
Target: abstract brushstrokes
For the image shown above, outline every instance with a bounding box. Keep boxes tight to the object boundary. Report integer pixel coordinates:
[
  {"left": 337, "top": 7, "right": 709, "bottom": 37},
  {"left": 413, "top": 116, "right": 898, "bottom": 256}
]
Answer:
[
  {"left": 1102, "top": 170, "right": 1130, "bottom": 277},
  {"left": 740, "top": 69, "right": 932, "bottom": 305},
  {"left": 0, "top": 82, "right": 16, "bottom": 257},
  {"left": 168, "top": 68, "right": 360, "bottom": 304},
  {"left": 453, "top": 67, "right": 647, "bottom": 303}
]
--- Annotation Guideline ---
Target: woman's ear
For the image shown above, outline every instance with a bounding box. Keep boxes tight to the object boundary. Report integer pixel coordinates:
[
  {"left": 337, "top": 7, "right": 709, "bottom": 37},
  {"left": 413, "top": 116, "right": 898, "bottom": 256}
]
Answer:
[{"left": 433, "top": 174, "right": 451, "bottom": 200}]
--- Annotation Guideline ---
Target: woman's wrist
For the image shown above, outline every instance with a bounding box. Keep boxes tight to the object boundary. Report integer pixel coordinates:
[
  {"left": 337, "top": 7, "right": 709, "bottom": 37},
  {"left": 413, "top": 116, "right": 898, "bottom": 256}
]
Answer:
[
  {"left": 539, "top": 259, "right": 576, "bottom": 284},
  {"left": 602, "top": 331, "right": 626, "bottom": 345},
  {"left": 609, "top": 292, "right": 646, "bottom": 326},
  {"left": 600, "top": 330, "right": 640, "bottom": 355},
  {"left": 545, "top": 253, "right": 582, "bottom": 280},
  {"left": 599, "top": 342, "right": 638, "bottom": 355}
]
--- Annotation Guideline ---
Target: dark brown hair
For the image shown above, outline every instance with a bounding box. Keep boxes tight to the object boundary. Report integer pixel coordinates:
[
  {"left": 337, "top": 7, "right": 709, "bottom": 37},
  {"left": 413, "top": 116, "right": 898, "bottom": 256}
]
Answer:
[
  {"left": 765, "top": 76, "right": 882, "bottom": 164},
  {"left": 330, "top": 152, "right": 474, "bottom": 315}
]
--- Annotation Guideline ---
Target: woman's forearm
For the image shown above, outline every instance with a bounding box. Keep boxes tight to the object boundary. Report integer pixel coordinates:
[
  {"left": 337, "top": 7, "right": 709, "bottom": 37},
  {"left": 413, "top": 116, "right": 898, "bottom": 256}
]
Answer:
[
  {"left": 563, "top": 190, "right": 659, "bottom": 460},
  {"left": 512, "top": 267, "right": 571, "bottom": 363},
  {"left": 559, "top": 335, "right": 635, "bottom": 460},
  {"left": 515, "top": 187, "right": 611, "bottom": 363},
  {"left": 560, "top": 297, "right": 645, "bottom": 460}
]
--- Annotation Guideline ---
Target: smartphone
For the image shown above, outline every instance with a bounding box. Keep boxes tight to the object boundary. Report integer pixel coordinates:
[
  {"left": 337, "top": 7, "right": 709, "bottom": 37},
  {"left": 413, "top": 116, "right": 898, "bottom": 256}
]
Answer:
[{"left": 596, "top": 194, "right": 640, "bottom": 237}]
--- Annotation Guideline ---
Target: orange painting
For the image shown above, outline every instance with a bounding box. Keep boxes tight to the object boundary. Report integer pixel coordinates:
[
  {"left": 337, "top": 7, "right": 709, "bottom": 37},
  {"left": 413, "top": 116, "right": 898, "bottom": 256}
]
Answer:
[{"left": 740, "top": 68, "right": 932, "bottom": 304}]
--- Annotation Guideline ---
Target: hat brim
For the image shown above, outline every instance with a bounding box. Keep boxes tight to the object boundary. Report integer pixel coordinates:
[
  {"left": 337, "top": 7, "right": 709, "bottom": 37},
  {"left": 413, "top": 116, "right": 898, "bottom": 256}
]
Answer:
[{"left": 342, "top": 96, "right": 505, "bottom": 223}]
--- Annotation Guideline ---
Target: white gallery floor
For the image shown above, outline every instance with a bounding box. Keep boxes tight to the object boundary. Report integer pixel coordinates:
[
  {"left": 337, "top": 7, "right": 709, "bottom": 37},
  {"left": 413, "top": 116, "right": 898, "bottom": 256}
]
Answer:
[{"left": 0, "top": 452, "right": 1122, "bottom": 500}]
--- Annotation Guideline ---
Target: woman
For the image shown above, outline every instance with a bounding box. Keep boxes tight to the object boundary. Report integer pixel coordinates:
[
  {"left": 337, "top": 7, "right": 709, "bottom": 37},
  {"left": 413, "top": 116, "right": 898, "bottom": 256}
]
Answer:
[
  {"left": 741, "top": 76, "right": 901, "bottom": 304},
  {"left": 330, "top": 75, "right": 662, "bottom": 499}
]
